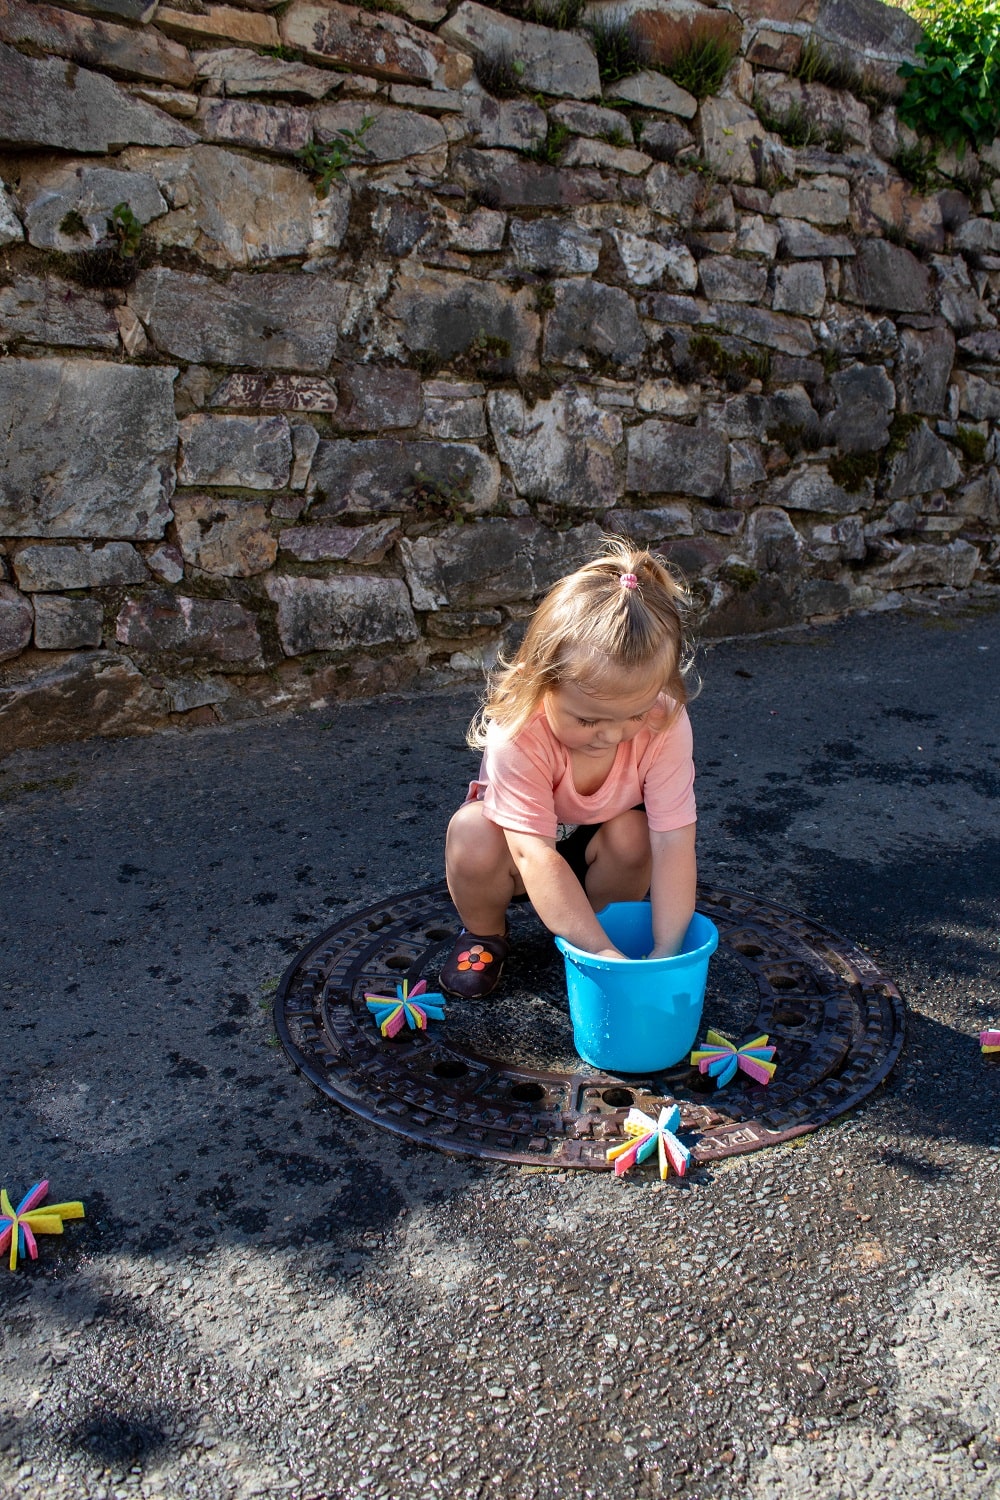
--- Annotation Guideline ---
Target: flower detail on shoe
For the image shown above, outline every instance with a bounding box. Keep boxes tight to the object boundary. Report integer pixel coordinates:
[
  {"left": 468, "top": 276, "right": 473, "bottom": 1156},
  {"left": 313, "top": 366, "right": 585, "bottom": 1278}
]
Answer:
[
  {"left": 439, "top": 927, "right": 510, "bottom": 999},
  {"left": 456, "top": 943, "right": 494, "bottom": 973}
]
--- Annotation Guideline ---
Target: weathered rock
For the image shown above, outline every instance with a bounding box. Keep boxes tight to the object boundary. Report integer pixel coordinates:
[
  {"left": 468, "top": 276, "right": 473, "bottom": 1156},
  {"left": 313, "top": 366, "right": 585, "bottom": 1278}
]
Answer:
[
  {"left": 708, "top": 303, "right": 817, "bottom": 356},
  {"left": 0, "top": 359, "right": 176, "bottom": 540},
  {"left": 314, "top": 102, "right": 448, "bottom": 164},
  {"left": 333, "top": 366, "right": 423, "bottom": 432},
  {"left": 425, "top": 607, "right": 502, "bottom": 639},
  {"left": 452, "top": 148, "right": 614, "bottom": 209},
  {"left": 147, "top": 543, "right": 184, "bottom": 584},
  {"left": 0, "top": 276, "right": 120, "bottom": 350},
  {"left": 753, "top": 74, "right": 872, "bottom": 150},
  {"left": 278, "top": 520, "right": 398, "bottom": 563},
  {"left": 809, "top": 514, "right": 866, "bottom": 563},
  {"left": 774, "top": 464, "right": 864, "bottom": 514},
  {"left": 867, "top": 537, "right": 979, "bottom": 588},
  {"left": 954, "top": 217, "right": 1000, "bottom": 255},
  {"left": 957, "top": 331, "right": 1000, "bottom": 362},
  {"left": 699, "top": 256, "right": 768, "bottom": 303},
  {"left": 626, "top": 421, "right": 727, "bottom": 499},
  {"left": 611, "top": 70, "right": 697, "bottom": 120},
  {"left": 736, "top": 214, "right": 780, "bottom": 258},
  {"left": 544, "top": 281, "right": 646, "bottom": 371},
  {"left": 290, "top": 423, "right": 319, "bottom": 491},
  {"left": 0, "top": 180, "right": 22, "bottom": 245},
  {"left": 283, "top": 0, "right": 471, "bottom": 89},
  {"left": 551, "top": 101, "right": 632, "bottom": 140},
  {"left": 896, "top": 326, "right": 955, "bottom": 415},
  {"left": 822, "top": 364, "right": 895, "bottom": 453},
  {"left": 443, "top": 206, "right": 506, "bottom": 252},
  {"left": 0, "top": 650, "right": 167, "bottom": 750},
  {"left": 131, "top": 87, "right": 198, "bottom": 120},
  {"left": 178, "top": 416, "right": 292, "bottom": 490},
  {"left": 487, "top": 389, "right": 622, "bottom": 511},
  {"left": 841, "top": 239, "right": 931, "bottom": 313},
  {"left": 0, "top": 43, "right": 197, "bottom": 152},
  {"left": 389, "top": 84, "right": 465, "bottom": 112},
  {"left": 696, "top": 97, "right": 765, "bottom": 185},
  {"left": 772, "top": 262, "right": 827, "bottom": 316},
  {"left": 440, "top": 2, "right": 599, "bottom": 99},
  {"left": 0, "top": 584, "right": 33, "bottom": 662},
  {"left": 0, "top": 0, "right": 194, "bottom": 87},
  {"left": 852, "top": 175, "right": 944, "bottom": 252},
  {"left": 116, "top": 593, "right": 262, "bottom": 660},
  {"left": 372, "top": 199, "right": 432, "bottom": 257},
  {"left": 955, "top": 371, "right": 1000, "bottom": 421},
  {"left": 746, "top": 506, "right": 805, "bottom": 576},
  {"left": 562, "top": 139, "right": 652, "bottom": 175},
  {"left": 771, "top": 175, "right": 851, "bottom": 227},
  {"left": 55, "top": 0, "right": 157, "bottom": 19},
  {"left": 156, "top": 5, "right": 279, "bottom": 48},
  {"left": 462, "top": 95, "right": 547, "bottom": 153},
  {"left": 730, "top": 440, "right": 767, "bottom": 487},
  {"left": 778, "top": 218, "right": 855, "bottom": 257},
  {"left": 386, "top": 267, "right": 539, "bottom": 376},
  {"left": 173, "top": 495, "right": 278, "bottom": 576},
  {"left": 20, "top": 162, "right": 168, "bottom": 251},
  {"left": 660, "top": 535, "right": 728, "bottom": 578},
  {"left": 122, "top": 145, "right": 331, "bottom": 268},
  {"left": 209, "top": 373, "right": 340, "bottom": 413},
  {"left": 310, "top": 439, "right": 500, "bottom": 518},
  {"left": 131, "top": 267, "right": 348, "bottom": 370},
  {"left": 399, "top": 519, "right": 603, "bottom": 610},
  {"left": 934, "top": 254, "right": 997, "bottom": 334},
  {"left": 821, "top": 308, "right": 898, "bottom": 359},
  {"left": 884, "top": 421, "right": 962, "bottom": 498},
  {"left": 639, "top": 118, "right": 696, "bottom": 162},
  {"left": 813, "top": 0, "right": 920, "bottom": 99},
  {"left": 196, "top": 99, "right": 311, "bottom": 155},
  {"left": 33, "top": 596, "right": 104, "bottom": 650},
  {"left": 421, "top": 381, "right": 486, "bottom": 441},
  {"left": 611, "top": 230, "right": 698, "bottom": 290},
  {"left": 13, "top": 542, "right": 148, "bottom": 592},
  {"left": 265, "top": 574, "right": 417, "bottom": 656},
  {"left": 510, "top": 219, "right": 601, "bottom": 275},
  {"left": 604, "top": 504, "right": 694, "bottom": 542},
  {"left": 194, "top": 47, "right": 336, "bottom": 98},
  {"left": 954, "top": 470, "right": 1000, "bottom": 525},
  {"left": 746, "top": 26, "right": 802, "bottom": 70}
]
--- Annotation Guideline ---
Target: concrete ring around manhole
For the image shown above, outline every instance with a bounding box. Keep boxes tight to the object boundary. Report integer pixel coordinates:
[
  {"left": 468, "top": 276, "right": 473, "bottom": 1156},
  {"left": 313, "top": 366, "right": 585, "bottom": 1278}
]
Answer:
[{"left": 274, "top": 883, "right": 905, "bottom": 1170}]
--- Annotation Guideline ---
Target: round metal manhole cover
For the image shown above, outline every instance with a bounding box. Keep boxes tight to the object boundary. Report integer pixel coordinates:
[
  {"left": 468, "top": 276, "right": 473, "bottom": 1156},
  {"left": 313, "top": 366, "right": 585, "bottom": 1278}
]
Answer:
[{"left": 274, "top": 883, "right": 905, "bottom": 1170}]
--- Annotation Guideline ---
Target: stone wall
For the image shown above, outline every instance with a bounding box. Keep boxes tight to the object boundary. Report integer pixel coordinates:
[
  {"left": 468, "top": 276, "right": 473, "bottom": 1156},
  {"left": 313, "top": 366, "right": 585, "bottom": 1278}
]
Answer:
[{"left": 1, "top": 0, "right": 999, "bottom": 748}]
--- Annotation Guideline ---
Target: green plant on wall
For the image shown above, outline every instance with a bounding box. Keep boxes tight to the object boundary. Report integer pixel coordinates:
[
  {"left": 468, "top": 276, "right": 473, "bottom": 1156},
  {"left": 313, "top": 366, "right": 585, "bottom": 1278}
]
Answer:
[
  {"left": 664, "top": 31, "right": 736, "bottom": 98},
  {"left": 107, "top": 202, "right": 144, "bottom": 258},
  {"left": 898, "top": 0, "right": 1000, "bottom": 148},
  {"left": 585, "top": 8, "right": 650, "bottom": 83},
  {"left": 297, "top": 115, "right": 375, "bottom": 196}
]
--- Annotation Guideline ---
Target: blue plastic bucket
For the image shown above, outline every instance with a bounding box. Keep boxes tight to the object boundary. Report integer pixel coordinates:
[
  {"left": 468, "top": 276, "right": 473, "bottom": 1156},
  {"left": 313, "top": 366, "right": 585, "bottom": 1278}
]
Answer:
[{"left": 555, "top": 903, "right": 719, "bottom": 1073}]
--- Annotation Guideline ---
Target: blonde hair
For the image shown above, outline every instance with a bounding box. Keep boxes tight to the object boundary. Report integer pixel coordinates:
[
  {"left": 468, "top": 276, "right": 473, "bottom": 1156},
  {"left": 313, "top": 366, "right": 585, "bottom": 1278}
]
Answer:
[{"left": 468, "top": 536, "right": 693, "bottom": 749}]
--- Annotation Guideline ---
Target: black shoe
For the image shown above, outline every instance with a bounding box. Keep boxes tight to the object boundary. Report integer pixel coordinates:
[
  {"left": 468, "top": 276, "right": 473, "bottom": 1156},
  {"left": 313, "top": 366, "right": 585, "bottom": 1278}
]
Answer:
[{"left": 439, "top": 927, "right": 510, "bottom": 999}]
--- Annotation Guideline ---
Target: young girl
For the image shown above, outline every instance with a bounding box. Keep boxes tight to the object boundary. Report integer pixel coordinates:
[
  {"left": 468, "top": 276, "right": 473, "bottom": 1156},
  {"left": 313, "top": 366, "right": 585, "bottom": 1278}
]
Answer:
[{"left": 440, "top": 538, "right": 697, "bottom": 1000}]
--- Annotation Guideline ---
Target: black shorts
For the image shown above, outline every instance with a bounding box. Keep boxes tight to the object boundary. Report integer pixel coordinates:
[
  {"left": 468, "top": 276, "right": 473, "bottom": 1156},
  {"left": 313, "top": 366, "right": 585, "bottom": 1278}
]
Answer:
[{"left": 511, "top": 806, "right": 645, "bottom": 901}]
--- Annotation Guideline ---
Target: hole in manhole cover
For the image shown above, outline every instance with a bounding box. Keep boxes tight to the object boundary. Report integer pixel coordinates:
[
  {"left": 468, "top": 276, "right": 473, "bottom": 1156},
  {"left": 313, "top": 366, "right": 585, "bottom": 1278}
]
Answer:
[{"left": 275, "top": 882, "right": 905, "bottom": 1169}]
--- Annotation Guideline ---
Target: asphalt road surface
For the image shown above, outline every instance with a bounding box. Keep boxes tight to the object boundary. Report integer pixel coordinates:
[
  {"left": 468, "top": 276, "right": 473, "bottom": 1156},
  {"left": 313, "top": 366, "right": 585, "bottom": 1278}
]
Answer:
[{"left": 2, "top": 601, "right": 998, "bottom": 1500}]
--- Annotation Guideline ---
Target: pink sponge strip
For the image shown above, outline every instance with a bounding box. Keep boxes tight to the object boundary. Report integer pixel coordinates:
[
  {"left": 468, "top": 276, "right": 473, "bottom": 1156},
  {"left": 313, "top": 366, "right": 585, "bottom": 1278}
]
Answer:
[{"left": 981, "top": 1029, "right": 1000, "bottom": 1055}]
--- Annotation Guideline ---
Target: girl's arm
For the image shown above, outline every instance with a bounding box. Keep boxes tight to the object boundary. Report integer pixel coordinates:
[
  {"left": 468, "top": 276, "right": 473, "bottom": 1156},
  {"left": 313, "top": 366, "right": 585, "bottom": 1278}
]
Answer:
[
  {"left": 503, "top": 829, "right": 625, "bottom": 958},
  {"left": 646, "top": 824, "right": 697, "bottom": 959}
]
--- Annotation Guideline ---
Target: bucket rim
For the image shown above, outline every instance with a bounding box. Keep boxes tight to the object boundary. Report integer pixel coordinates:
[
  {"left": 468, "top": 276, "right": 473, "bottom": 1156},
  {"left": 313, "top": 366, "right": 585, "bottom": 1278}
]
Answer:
[{"left": 554, "top": 906, "right": 719, "bottom": 970}]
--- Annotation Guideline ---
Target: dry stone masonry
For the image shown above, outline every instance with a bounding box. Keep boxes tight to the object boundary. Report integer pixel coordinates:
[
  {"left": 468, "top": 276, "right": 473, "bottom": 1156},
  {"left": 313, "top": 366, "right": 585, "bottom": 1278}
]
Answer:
[{"left": 1, "top": 0, "right": 999, "bottom": 747}]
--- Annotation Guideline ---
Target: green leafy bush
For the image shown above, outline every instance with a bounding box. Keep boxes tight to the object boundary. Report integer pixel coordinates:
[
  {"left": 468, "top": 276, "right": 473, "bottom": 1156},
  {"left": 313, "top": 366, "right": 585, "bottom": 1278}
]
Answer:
[
  {"left": 585, "top": 8, "right": 650, "bottom": 84},
  {"left": 296, "top": 116, "right": 375, "bottom": 196},
  {"left": 898, "top": 0, "right": 1000, "bottom": 148}
]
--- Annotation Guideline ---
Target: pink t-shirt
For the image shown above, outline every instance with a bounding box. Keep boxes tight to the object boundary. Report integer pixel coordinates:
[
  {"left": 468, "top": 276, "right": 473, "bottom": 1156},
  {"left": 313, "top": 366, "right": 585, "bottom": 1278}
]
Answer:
[{"left": 468, "top": 700, "right": 696, "bottom": 841}]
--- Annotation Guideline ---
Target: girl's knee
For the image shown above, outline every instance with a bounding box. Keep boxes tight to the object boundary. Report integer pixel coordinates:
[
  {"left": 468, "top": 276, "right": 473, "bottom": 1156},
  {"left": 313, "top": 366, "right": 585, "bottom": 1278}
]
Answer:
[
  {"left": 447, "top": 802, "right": 509, "bottom": 876},
  {"left": 595, "top": 808, "right": 650, "bottom": 869}
]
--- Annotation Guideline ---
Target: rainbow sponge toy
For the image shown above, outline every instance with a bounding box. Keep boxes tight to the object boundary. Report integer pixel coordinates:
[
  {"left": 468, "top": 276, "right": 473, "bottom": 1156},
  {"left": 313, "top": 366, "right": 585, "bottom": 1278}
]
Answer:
[
  {"left": 606, "top": 1104, "right": 691, "bottom": 1180},
  {"left": 691, "top": 1029, "right": 777, "bottom": 1088},
  {"left": 365, "top": 979, "right": 446, "bottom": 1039},
  {"left": 982, "top": 1029, "right": 1000, "bottom": 1056},
  {"left": 1, "top": 1182, "right": 85, "bottom": 1271}
]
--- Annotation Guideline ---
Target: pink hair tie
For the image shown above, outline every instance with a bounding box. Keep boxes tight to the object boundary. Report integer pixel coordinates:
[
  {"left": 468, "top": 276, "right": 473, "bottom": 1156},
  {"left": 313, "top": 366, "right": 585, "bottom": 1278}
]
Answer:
[{"left": 620, "top": 572, "right": 638, "bottom": 590}]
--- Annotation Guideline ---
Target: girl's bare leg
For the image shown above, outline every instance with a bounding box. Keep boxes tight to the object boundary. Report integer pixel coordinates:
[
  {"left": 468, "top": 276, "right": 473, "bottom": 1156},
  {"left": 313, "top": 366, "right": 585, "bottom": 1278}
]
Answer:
[
  {"left": 445, "top": 800, "right": 524, "bottom": 936},
  {"left": 582, "top": 808, "right": 652, "bottom": 912}
]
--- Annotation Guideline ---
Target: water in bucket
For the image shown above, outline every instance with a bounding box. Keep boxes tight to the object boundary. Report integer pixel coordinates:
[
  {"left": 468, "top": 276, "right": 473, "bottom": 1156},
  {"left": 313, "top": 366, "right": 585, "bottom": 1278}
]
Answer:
[{"left": 555, "top": 902, "right": 719, "bottom": 1074}]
